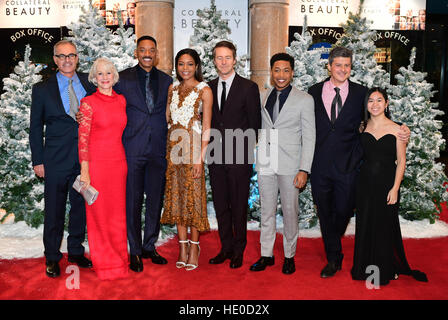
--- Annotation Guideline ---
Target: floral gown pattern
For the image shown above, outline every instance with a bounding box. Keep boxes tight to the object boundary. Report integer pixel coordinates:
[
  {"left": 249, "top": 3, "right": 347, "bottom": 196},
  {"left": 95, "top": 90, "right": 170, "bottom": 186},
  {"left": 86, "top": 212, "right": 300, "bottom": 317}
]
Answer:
[{"left": 161, "top": 82, "right": 210, "bottom": 231}]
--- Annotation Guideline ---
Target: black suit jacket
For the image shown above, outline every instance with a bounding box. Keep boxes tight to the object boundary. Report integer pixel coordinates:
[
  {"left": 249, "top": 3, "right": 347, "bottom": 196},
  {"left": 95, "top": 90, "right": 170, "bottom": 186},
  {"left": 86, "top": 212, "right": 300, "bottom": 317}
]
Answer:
[
  {"left": 29, "top": 73, "right": 95, "bottom": 172},
  {"left": 208, "top": 73, "right": 261, "bottom": 166},
  {"left": 308, "top": 78, "right": 367, "bottom": 174},
  {"left": 115, "top": 65, "right": 172, "bottom": 158}
]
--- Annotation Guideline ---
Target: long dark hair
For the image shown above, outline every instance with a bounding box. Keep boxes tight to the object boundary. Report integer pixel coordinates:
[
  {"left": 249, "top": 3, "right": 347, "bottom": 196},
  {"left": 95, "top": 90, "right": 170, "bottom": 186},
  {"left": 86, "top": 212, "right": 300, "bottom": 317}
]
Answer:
[
  {"left": 360, "top": 87, "right": 391, "bottom": 132},
  {"left": 175, "top": 48, "right": 203, "bottom": 82}
]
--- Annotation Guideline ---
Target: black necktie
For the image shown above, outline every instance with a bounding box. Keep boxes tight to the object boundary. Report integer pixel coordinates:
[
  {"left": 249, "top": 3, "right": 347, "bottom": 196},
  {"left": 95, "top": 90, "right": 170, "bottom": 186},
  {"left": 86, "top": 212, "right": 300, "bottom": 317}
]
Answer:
[
  {"left": 145, "top": 72, "right": 154, "bottom": 113},
  {"left": 272, "top": 90, "right": 281, "bottom": 123},
  {"left": 220, "top": 81, "right": 226, "bottom": 114},
  {"left": 331, "top": 87, "right": 342, "bottom": 124}
]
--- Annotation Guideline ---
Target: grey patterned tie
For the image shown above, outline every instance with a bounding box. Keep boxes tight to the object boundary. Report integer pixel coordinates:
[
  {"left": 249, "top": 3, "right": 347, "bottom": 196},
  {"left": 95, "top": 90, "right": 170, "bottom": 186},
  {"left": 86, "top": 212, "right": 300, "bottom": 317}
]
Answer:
[
  {"left": 272, "top": 90, "right": 281, "bottom": 123},
  {"left": 145, "top": 72, "right": 155, "bottom": 113},
  {"left": 68, "top": 79, "right": 79, "bottom": 120}
]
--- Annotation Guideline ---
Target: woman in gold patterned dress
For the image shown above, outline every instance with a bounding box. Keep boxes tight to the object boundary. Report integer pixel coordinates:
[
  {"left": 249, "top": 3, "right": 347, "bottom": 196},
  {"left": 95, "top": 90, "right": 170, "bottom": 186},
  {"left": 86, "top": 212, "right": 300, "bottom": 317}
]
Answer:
[{"left": 161, "top": 48, "right": 212, "bottom": 271}]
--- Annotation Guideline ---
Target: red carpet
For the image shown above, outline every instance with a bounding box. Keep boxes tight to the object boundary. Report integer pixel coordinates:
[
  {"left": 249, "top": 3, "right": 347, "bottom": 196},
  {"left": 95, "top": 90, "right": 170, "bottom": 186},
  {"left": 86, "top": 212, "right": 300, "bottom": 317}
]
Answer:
[{"left": 1, "top": 230, "right": 447, "bottom": 300}]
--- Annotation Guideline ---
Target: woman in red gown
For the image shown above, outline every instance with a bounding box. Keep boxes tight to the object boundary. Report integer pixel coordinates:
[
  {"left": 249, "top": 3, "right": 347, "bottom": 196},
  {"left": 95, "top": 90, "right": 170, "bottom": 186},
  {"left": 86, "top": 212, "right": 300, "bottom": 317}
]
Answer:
[{"left": 78, "top": 57, "right": 128, "bottom": 280}]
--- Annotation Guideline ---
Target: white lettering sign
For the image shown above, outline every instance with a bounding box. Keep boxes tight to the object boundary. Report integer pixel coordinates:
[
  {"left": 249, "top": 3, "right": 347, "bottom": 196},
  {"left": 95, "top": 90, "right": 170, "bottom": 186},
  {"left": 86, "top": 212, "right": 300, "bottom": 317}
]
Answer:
[
  {"left": 174, "top": 0, "right": 248, "bottom": 59},
  {"left": 290, "top": 0, "right": 426, "bottom": 30}
]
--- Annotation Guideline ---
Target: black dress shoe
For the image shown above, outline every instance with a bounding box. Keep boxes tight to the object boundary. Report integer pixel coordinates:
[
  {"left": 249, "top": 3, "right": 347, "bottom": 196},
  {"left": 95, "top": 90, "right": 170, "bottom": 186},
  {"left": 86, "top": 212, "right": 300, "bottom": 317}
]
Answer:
[
  {"left": 320, "top": 261, "right": 341, "bottom": 278},
  {"left": 45, "top": 260, "right": 60, "bottom": 278},
  {"left": 209, "top": 251, "right": 232, "bottom": 264},
  {"left": 230, "top": 255, "right": 243, "bottom": 269},
  {"left": 249, "top": 256, "right": 275, "bottom": 271},
  {"left": 282, "top": 257, "right": 295, "bottom": 275},
  {"left": 68, "top": 255, "right": 93, "bottom": 268},
  {"left": 130, "top": 255, "right": 144, "bottom": 272},
  {"left": 142, "top": 249, "right": 168, "bottom": 265}
]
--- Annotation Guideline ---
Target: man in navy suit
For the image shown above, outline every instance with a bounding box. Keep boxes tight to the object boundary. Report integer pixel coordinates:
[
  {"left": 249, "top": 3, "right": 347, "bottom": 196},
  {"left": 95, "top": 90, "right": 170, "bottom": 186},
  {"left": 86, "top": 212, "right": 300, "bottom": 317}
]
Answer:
[
  {"left": 115, "top": 36, "right": 172, "bottom": 272},
  {"left": 308, "top": 47, "right": 409, "bottom": 278},
  {"left": 30, "top": 40, "right": 95, "bottom": 278}
]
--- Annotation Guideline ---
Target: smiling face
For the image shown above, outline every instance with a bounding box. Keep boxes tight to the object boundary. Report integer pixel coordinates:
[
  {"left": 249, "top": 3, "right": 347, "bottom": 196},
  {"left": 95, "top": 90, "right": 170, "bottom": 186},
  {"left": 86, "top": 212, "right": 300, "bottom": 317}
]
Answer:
[
  {"left": 136, "top": 39, "right": 157, "bottom": 72},
  {"left": 213, "top": 46, "right": 236, "bottom": 79},
  {"left": 327, "top": 56, "right": 351, "bottom": 86},
  {"left": 95, "top": 62, "right": 115, "bottom": 91},
  {"left": 271, "top": 60, "right": 293, "bottom": 91},
  {"left": 127, "top": 2, "right": 136, "bottom": 17},
  {"left": 53, "top": 43, "right": 78, "bottom": 78},
  {"left": 367, "top": 90, "right": 389, "bottom": 117},
  {"left": 176, "top": 54, "right": 197, "bottom": 81}
]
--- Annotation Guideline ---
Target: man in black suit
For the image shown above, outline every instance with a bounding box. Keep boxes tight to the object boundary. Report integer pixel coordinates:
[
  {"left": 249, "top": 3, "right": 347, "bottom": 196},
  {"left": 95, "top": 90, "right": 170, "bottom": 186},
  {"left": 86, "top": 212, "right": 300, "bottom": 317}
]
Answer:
[
  {"left": 308, "top": 47, "right": 409, "bottom": 278},
  {"left": 115, "top": 36, "right": 172, "bottom": 272},
  {"left": 30, "top": 40, "right": 95, "bottom": 278},
  {"left": 207, "top": 41, "right": 261, "bottom": 269}
]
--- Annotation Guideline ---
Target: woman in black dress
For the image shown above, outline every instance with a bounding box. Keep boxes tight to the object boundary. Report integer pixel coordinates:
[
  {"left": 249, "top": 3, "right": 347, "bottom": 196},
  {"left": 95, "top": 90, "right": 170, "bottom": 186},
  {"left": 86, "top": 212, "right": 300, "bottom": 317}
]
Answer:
[{"left": 351, "top": 87, "right": 427, "bottom": 286}]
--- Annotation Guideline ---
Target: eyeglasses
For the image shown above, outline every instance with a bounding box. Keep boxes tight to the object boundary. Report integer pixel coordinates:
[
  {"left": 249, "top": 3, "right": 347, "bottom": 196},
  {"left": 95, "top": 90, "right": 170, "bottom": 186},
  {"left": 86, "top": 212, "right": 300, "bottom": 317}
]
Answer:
[{"left": 54, "top": 53, "right": 78, "bottom": 60}]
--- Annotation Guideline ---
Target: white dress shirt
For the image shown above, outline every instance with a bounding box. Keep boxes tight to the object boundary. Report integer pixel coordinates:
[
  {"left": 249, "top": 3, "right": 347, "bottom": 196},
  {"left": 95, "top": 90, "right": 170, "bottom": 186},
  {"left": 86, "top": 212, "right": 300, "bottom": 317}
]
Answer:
[{"left": 217, "top": 71, "right": 236, "bottom": 110}]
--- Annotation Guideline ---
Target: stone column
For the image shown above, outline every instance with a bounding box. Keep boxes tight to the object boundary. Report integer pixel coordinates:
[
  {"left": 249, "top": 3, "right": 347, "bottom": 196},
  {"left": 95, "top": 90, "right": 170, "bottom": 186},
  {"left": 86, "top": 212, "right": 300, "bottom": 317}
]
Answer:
[
  {"left": 249, "top": 0, "right": 289, "bottom": 93},
  {"left": 135, "top": 0, "right": 174, "bottom": 75}
]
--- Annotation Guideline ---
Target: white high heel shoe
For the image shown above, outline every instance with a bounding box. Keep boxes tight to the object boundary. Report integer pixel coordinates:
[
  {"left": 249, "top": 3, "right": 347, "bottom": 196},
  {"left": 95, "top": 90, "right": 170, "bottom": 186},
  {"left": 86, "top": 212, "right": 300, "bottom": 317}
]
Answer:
[
  {"left": 185, "top": 240, "right": 200, "bottom": 271},
  {"left": 176, "top": 240, "right": 189, "bottom": 268}
]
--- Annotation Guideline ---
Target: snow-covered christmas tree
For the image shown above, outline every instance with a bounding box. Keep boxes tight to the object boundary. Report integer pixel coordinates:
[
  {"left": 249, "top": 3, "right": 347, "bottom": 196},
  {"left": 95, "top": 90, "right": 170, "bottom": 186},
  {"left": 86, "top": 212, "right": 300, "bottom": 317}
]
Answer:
[
  {"left": 335, "top": 2, "right": 390, "bottom": 88},
  {"left": 0, "top": 45, "right": 44, "bottom": 227},
  {"left": 286, "top": 16, "right": 328, "bottom": 91},
  {"left": 189, "top": 0, "right": 248, "bottom": 82},
  {"left": 114, "top": 10, "right": 137, "bottom": 69},
  {"left": 66, "top": 2, "right": 136, "bottom": 72},
  {"left": 388, "top": 47, "right": 448, "bottom": 222}
]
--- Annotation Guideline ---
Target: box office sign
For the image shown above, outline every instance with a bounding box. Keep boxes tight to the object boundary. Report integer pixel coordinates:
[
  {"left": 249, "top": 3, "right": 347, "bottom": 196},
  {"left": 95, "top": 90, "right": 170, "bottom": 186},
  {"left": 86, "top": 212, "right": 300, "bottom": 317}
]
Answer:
[{"left": 290, "top": 0, "right": 426, "bottom": 31}]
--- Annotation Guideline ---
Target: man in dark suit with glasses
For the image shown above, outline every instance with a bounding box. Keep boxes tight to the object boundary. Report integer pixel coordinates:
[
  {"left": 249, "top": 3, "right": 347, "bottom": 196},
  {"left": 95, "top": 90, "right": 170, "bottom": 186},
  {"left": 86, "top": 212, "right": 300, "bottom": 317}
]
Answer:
[{"left": 30, "top": 40, "right": 95, "bottom": 278}]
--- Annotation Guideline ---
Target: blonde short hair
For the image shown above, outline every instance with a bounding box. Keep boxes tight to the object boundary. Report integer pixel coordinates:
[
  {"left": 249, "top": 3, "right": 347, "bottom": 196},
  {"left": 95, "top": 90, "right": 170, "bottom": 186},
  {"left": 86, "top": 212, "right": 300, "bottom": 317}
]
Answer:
[{"left": 88, "top": 57, "right": 119, "bottom": 86}]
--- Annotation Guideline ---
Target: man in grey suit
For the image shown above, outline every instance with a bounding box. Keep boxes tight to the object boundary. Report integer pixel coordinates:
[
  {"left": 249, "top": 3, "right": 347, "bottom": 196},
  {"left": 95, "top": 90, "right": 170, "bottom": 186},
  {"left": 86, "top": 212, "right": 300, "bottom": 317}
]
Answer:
[{"left": 250, "top": 53, "right": 315, "bottom": 274}]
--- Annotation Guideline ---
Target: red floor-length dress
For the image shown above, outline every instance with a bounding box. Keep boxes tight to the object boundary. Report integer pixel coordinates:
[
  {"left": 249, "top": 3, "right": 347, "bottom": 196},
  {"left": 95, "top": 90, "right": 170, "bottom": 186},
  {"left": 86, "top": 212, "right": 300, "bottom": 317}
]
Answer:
[{"left": 78, "top": 89, "right": 128, "bottom": 280}]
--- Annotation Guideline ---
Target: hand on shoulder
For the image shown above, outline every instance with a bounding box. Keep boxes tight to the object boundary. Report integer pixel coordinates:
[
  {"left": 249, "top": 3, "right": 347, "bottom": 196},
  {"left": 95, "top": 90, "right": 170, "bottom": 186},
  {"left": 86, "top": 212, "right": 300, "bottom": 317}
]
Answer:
[{"left": 395, "top": 121, "right": 410, "bottom": 144}]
